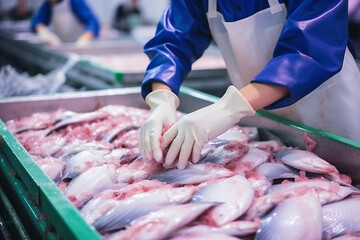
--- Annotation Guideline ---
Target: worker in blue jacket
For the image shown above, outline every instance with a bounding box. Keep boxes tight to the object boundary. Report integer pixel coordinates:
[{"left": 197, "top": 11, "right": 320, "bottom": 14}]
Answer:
[
  {"left": 31, "top": 0, "right": 100, "bottom": 46},
  {"left": 139, "top": 0, "right": 360, "bottom": 170}
]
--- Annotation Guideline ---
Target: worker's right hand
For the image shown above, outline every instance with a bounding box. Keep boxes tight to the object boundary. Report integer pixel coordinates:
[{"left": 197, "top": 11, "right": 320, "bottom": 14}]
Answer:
[
  {"left": 37, "top": 26, "right": 61, "bottom": 47},
  {"left": 139, "top": 89, "right": 180, "bottom": 163}
]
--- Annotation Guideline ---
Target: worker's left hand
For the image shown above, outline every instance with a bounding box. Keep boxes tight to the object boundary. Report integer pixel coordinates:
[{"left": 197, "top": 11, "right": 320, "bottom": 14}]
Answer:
[
  {"left": 75, "top": 32, "right": 94, "bottom": 47},
  {"left": 162, "top": 85, "right": 255, "bottom": 170},
  {"left": 139, "top": 89, "right": 180, "bottom": 163},
  {"left": 37, "top": 26, "right": 61, "bottom": 46}
]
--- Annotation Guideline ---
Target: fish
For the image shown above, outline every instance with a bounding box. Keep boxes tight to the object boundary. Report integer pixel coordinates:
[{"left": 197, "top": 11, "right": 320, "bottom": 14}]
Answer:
[
  {"left": 32, "top": 155, "right": 65, "bottom": 182},
  {"left": 266, "top": 179, "right": 360, "bottom": 205},
  {"left": 65, "top": 164, "right": 116, "bottom": 207},
  {"left": 114, "top": 203, "right": 216, "bottom": 240},
  {"left": 246, "top": 162, "right": 302, "bottom": 197},
  {"left": 116, "top": 157, "right": 163, "bottom": 184},
  {"left": 274, "top": 148, "right": 338, "bottom": 174},
  {"left": 169, "top": 232, "right": 240, "bottom": 240},
  {"left": 81, "top": 180, "right": 166, "bottom": 225},
  {"left": 322, "top": 196, "right": 360, "bottom": 239},
  {"left": 55, "top": 140, "right": 113, "bottom": 159},
  {"left": 255, "top": 162, "right": 353, "bottom": 188},
  {"left": 225, "top": 147, "right": 270, "bottom": 174},
  {"left": 6, "top": 109, "right": 66, "bottom": 134},
  {"left": 254, "top": 190, "right": 322, "bottom": 240},
  {"left": 248, "top": 140, "right": 285, "bottom": 152},
  {"left": 18, "top": 133, "right": 67, "bottom": 158},
  {"left": 330, "top": 234, "right": 360, "bottom": 240},
  {"left": 255, "top": 162, "right": 299, "bottom": 181},
  {"left": 246, "top": 171, "right": 272, "bottom": 198},
  {"left": 44, "top": 110, "right": 109, "bottom": 136},
  {"left": 173, "top": 220, "right": 259, "bottom": 237},
  {"left": 149, "top": 163, "right": 236, "bottom": 186},
  {"left": 62, "top": 149, "right": 111, "bottom": 180},
  {"left": 103, "top": 148, "right": 140, "bottom": 166},
  {"left": 113, "top": 128, "right": 141, "bottom": 149},
  {"left": 101, "top": 123, "right": 137, "bottom": 142},
  {"left": 256, "top": 162, "right": 352, "bottom": 188},
  {"left": 199, "top": 141, "right": 248, "bottom": 165},
  {"left": 192, "top": 175, "right": 254, "bottom": 226},
  {"left": 216, "top": 126, "right": 259, "bottom": 142},
  {"left": 244, "top": 192, "right": 289, "bottom": 220},
  {"left": 92, "top": 186, "right": 197, "bottom": 232}
]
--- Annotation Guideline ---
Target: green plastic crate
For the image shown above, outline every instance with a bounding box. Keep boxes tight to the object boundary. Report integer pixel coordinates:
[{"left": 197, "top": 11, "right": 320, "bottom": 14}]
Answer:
[{"left": 0, "top": 120, "right": 103, "bottom": 240}]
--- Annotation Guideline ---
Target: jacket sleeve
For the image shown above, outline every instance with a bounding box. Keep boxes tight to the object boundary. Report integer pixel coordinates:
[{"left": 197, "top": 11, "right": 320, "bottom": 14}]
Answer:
[
  {"left": 70, "top": 0, "right": 100, "bottom": 37},
  {"left": 141, "top": 0, "right": 213, "bottom": 99},
  {"left": 253, "top": 0, "right": 350, "bottom": 109},
  {"left": 31, "top": 2, "right": 52, "bottom": 32}
]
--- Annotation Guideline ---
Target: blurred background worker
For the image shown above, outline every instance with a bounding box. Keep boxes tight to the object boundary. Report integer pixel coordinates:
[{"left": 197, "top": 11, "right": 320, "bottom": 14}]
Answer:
[
  {"left": 139, "top": 0, "right": 360, "bottom": 170},
  {"left": 30, "top": 0, "right": 100, "bottom": 47},
  {"left": 0, "top": 0, "right": 33, "bottom": 21}
]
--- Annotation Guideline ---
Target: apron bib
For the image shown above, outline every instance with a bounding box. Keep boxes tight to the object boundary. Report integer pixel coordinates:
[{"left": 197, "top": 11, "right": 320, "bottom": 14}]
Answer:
[
  {"left": 207, "top": 0, "right": 360, "bottom": 142},
  {"left": 51, "top": 0, "right": 84, "bottom": 42}
]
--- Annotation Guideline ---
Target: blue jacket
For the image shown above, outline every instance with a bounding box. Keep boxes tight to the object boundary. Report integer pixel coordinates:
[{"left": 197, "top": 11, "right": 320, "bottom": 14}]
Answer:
[
  {"left": 31, "top": 0, "right": 100, "bottom": 37},
  {"left": 142, "top": 0, "right": 354, "bottom": 109}
]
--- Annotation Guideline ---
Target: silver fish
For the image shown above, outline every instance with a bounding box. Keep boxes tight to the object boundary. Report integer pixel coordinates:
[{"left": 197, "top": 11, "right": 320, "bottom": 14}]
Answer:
[
  {"left": 32, "top": 155, "right": 65, "bottom": 182},
  {"left": 7, "top": 109, "right": 66, "bottom": 134},
  {"left": 62, "top": 149, "right": 110, "bottom": 180},
  {"left": 256, "top": 162, "right": 299, "bottom": 181},
  {"left": 116, "top": 203, "right": 216, "bottom": 240},
  {"left": 192, "top": 175, "right": 254, "bottom": 226},
  {"left": 248, "top": 140, "right": 285, "bottom": 152},
  {"left": 116, "top": 157, "right": 163, "bottom": 184},
  {"left": 45, "top": 110, "right": 108, "bottom": 136},
  {"left": 103, "top": 148, "right": 140, "bottom": 165},
  {"left": 266, "top": 179, "right": 360, "bottom": 205},
  {"left": 216, "top": 126, "right": 259, "bottom": 142},
  {"left": 55, "top": 139, "right": 113, "bottom": 159},
  {"left": 27, "top": 135, "right": 67, "bottom": 157},
  {"left": 330, "top": 234, "right": 360, "bottom": 240},
  {"left": 199, "top": 141, "right": 248, "bottom": 165},
  {"left": 173, "top": 220, "right": 259, "bottom": 237},
  {"left": 149, "top": 163, "right": 236, "bottom": 186},
  {"left": 255, "top": 190, "right": 322, "bottom": 240},
  {"left": 274, "top": 148, "right": 337, "bottom": 174},
  {"left": 65, "top": 164, "right": 116, "bottom": 207},
  {"left": 322, "top": 197, "right": 360, "bottom": 239},
  {"left": 225, "top": 147, "right": 270, "bottom": 174},
  {"left": 92, "top": 186, "right": 197, "bottom": 232},
  {"left": 169, "top": 232, "right": 240, "bottom": 240},
  {"left": 81, "top": 180, "right": 165, "bottom": 225},
  {"left": 101, "top": 123, "right": 137, "bottom": 142},
  {"left": 244, "top": 192, "right": 288, "bottom": 220}
]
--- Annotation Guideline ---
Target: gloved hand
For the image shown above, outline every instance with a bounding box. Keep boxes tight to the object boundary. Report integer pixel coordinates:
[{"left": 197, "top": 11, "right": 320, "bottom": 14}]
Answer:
[
  {"left": 37, "top": 26, "right": 61, "bottom": 46},
  {"left": 162, "top": 85, "right": 255, "bottom": 170},
  {"left": 139, "top": 89, "right": 180, "bottom": 163},
  {"left": 75, "top": 32, "right": 93, "bottom": 47}
]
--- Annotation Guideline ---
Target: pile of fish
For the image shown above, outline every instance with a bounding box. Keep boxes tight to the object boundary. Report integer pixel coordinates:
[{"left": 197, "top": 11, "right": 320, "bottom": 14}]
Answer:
[{"left": 5, "top": 104, "right": 360, "bottom": 240}]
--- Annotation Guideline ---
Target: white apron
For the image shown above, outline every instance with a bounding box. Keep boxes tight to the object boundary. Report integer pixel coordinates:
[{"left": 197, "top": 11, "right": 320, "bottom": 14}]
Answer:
[
  {"left": 51, "top": 0, "right": 84, "bottom": 42},
  {"left": 207, "top": 0, "right": 360, "bottom": 142}
]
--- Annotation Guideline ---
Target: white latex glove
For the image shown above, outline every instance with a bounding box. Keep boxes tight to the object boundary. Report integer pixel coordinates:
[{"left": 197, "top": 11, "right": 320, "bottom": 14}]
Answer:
[
  {"left": 37, "top": 27, "right": 61, "bottom": 46},
  {"left": 75, "top": 33, "right": 92, "bottom": 47},
  {"left": 139, "top": 89, "right": 180, "bottom": 163},
  {"left": 162, "top": 85, "right": 255, "bottom": 170}
]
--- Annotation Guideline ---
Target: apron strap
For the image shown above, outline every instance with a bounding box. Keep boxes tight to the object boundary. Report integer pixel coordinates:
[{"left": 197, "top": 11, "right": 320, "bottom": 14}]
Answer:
[
  {"left": 208, "top": 0, "right": 217, "bottom": 18},
  {"left": 268, "top": 0, "right": 283, "bottom": 14}
]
